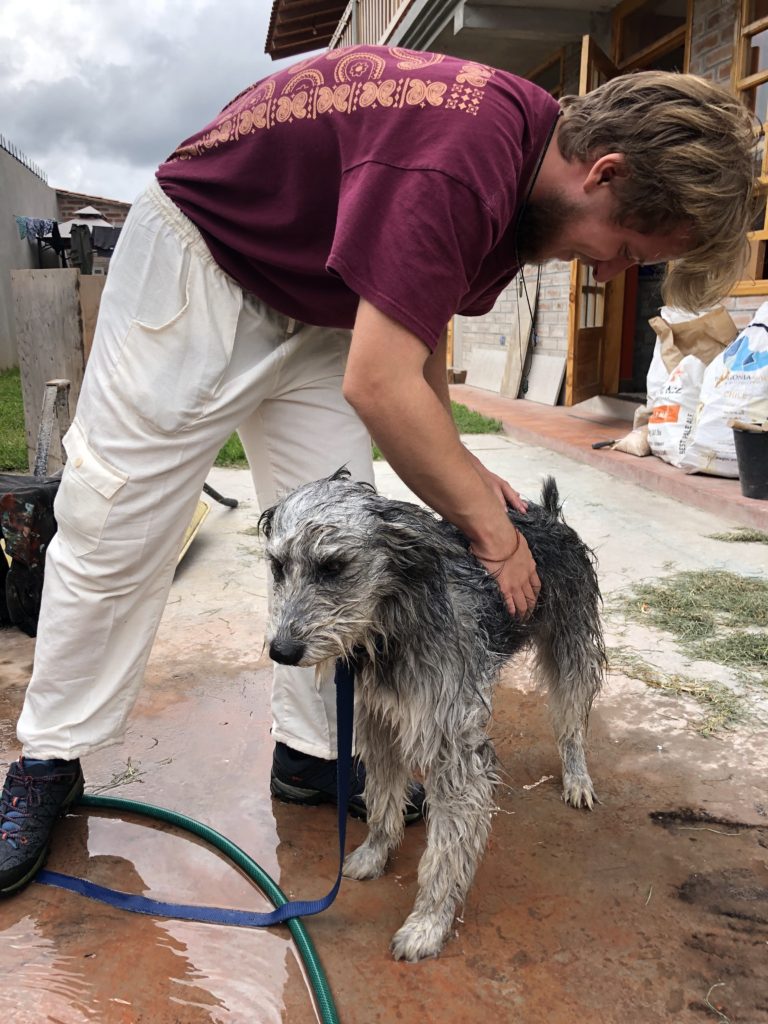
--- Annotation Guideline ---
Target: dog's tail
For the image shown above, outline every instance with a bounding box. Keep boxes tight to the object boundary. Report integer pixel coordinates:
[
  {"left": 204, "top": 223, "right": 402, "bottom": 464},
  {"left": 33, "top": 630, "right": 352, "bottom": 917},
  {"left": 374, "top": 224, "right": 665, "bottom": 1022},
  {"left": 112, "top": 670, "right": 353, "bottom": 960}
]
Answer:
[{"left": 540, "top": 476, "right": 562, "bottom": 518}]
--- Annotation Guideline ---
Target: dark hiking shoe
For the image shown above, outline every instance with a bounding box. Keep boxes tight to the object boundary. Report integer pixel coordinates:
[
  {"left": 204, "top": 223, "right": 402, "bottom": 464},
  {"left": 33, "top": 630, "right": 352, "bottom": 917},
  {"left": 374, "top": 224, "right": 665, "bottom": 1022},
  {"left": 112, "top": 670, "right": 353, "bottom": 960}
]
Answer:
[
  {"left": 271, "top": 742, "right": 426, "bottom": 824},
  {"left": 0, "top": 757, "right": 84, "bottom": 896}
]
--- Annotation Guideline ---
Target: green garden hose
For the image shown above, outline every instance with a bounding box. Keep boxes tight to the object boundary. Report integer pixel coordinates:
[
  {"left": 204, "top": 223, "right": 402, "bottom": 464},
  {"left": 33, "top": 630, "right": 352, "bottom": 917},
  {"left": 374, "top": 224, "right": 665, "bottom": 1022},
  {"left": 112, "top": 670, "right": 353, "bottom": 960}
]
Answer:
[{"left": 79, "top": 793, "right": 340, "bottom": 1024}]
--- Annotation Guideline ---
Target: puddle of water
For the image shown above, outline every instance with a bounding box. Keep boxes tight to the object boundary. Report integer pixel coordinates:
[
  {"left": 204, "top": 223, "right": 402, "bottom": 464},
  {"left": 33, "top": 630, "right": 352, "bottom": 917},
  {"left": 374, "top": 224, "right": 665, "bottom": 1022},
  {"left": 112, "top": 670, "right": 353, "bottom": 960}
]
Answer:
[{"left": 0, "top": 810, "right": 321, "bottom": 1023}]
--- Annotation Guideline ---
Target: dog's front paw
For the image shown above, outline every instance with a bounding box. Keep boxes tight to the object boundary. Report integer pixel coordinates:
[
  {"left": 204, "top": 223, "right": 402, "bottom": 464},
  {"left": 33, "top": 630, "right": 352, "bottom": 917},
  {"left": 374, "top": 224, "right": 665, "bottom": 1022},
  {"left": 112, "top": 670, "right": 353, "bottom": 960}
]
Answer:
[
  {"left": 390, "top": 909, "right": 453, "bottom": 962},
  {"left": 343, "top": 842, "right": 388, "bottom": 880},
  {"left": 562, "top": 771, "right": 598, "bottom": 810}
]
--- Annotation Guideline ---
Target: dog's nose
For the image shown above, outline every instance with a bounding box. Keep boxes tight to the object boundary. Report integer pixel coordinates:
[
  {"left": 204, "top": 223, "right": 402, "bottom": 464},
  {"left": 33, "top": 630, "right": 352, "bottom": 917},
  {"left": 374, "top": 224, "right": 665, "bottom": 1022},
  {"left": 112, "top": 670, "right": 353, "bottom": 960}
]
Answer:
[{"left": 269, "top": 638, "right": 306, "bottom": 665}]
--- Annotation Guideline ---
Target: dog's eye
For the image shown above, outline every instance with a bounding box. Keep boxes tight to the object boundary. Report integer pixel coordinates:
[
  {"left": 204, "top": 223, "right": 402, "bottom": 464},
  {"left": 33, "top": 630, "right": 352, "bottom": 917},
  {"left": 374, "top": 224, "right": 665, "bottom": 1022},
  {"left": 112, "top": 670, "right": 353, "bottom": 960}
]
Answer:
[
  {"left": 268, "top": 556, "right": 285, "bottom": 583},
  {"left": 316, "top": 558, "right": 346, "bottom": 579}
]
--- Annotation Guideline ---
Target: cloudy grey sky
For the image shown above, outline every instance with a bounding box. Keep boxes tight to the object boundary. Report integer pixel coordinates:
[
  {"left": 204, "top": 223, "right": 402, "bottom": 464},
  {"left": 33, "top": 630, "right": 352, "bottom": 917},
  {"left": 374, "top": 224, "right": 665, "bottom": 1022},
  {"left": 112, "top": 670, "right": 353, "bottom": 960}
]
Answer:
[{"left": 0, "top": 0, "right": 315, "bottom": 201}]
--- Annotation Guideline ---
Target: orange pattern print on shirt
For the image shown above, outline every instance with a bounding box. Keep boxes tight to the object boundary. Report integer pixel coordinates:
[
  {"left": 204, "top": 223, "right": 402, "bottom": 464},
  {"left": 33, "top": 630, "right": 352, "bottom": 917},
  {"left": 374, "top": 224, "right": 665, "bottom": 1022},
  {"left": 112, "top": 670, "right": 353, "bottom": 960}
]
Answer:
[{"left": 169, "top": 48, "right": 495, "bottom": 160}]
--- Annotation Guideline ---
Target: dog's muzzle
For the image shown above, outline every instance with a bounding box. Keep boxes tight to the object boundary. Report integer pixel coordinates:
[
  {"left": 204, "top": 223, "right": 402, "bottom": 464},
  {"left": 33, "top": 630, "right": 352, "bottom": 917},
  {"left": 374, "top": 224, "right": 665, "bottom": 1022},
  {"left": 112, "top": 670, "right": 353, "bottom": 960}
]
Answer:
[{"left": 269, "top": 637, "right": 306, "bottom": 665}]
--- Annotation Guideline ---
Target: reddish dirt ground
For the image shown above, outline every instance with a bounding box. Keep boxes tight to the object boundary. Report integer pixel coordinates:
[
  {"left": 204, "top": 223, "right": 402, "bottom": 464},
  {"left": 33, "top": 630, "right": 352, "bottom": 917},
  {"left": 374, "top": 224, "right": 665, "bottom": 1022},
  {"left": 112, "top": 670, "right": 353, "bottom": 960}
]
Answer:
[
  {"left": 1, "top": 623, "right": 766, "bottom": 1024},
  {"left": 2, "top": 448, "right": 766, "bottom": 1024}
]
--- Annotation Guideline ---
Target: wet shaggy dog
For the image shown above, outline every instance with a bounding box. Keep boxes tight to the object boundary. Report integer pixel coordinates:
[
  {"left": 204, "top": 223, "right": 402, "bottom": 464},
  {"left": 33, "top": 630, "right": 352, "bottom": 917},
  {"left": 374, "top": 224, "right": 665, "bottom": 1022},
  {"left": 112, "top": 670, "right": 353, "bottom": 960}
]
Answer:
[{"left": 259, "top": 470, "right": 605, "bottom": 962}]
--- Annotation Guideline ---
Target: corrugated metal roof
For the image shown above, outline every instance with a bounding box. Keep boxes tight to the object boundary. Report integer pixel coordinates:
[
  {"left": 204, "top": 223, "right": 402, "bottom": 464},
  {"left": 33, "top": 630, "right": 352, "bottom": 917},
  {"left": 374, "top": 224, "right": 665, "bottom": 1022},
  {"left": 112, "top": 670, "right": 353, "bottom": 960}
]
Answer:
[{"left": 265, "top": 0, "right": 347, "bottom": 59}]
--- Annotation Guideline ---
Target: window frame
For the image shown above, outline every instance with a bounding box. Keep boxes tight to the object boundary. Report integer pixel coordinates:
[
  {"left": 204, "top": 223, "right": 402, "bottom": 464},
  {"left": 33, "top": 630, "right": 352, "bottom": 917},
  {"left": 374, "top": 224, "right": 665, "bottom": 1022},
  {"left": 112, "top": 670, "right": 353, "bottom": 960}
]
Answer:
[
  {"left": 525, "top": 49, "right": 565, "bottom": 98},
  {"left": 732, "top": 0, "right": 768, "bottom": 294},
  {"left": 611, "top": 0, "right": 691, "bottom": 72}
]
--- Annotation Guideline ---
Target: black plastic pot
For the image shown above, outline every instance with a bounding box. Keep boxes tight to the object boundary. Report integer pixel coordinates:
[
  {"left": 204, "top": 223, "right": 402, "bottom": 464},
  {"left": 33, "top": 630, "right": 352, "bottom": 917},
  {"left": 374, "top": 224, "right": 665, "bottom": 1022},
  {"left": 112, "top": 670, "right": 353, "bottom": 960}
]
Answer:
[{"left": 733, "top": 427, "right": 768, "bottom": 500}]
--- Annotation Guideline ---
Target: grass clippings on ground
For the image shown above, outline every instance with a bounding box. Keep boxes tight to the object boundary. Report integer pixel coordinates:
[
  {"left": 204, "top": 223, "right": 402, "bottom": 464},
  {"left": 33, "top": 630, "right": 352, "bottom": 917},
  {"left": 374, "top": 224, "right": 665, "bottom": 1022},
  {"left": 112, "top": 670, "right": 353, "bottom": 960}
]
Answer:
[
  {"left": 695, "top": 632, "right": 768, "bottom": 673},
  {"left": 608, "top": 648, "right": 745, "bottom": 735},
  {"left": 707, "top": 527, "right": 768, "bottom": 545},
  {"left": 619, "top": 569, "right": 768, "bottom": 686}
]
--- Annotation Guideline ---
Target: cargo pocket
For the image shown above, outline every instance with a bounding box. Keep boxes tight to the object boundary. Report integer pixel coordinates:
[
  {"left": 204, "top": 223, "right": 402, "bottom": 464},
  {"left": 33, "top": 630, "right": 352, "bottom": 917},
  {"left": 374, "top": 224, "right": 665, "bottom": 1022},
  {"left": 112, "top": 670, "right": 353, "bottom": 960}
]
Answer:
[
  {"left": 54, "top": 420, "right": 128, "bottom": 557},
  {"left": 108, "top": 251, "right": 242, "bottom": 434}
]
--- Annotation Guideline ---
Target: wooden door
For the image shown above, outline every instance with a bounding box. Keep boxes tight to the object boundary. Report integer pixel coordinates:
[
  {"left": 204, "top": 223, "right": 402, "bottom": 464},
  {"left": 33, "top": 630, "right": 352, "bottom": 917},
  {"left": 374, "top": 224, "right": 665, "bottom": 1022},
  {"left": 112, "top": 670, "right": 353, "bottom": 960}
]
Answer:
[{"left": 565, "top": 36, "right": 625, "bottom": 405}]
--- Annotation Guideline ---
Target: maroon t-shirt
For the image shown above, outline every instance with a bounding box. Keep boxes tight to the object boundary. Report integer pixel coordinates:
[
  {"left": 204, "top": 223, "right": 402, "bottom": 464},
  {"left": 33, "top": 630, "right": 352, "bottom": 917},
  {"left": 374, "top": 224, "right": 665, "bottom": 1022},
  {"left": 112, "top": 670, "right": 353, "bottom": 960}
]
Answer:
[{"left": 157, "top": 45, "right": 559, "bottom": 350}]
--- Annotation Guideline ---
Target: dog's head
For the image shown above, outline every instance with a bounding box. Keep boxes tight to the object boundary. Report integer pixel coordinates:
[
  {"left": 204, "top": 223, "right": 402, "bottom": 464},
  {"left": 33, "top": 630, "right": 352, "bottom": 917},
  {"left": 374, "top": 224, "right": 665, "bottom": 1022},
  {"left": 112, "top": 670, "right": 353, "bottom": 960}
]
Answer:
[{"left": 258, "top": 469, "right": 449, "bottom": 668}]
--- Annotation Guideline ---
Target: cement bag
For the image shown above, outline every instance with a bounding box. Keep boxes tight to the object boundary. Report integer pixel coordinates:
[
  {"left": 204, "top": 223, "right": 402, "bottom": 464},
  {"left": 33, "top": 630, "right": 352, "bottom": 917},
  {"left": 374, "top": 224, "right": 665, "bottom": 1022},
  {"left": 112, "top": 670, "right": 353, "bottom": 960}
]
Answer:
[
  {"left": 650, "top": 306, "right": 738, "bottom": 369},
  {"left": 646, "top": 307, "right": 695, "bottom": 404},
  {"left": 648, "top": 355, "right": 706, "bottom": 467},
  {"left": 680, "top": 306, "right": 768, "bottom": 477},
  {"left": 613, "top": 306, "right": 737, "bottom": 459},
  {"left": 613, "top": 309, "right": 705, "bottom": 457},
  {"left": 613, "top": 404, "right": 651, "bottom": 457}
]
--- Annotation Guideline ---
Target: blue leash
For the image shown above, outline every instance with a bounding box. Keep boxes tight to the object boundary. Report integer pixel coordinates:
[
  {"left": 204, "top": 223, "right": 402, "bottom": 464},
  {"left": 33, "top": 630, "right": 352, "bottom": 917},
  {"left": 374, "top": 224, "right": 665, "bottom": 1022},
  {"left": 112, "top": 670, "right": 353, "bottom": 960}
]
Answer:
[{"left": 36, "top": 659, "right": 355, "bottom": 927}]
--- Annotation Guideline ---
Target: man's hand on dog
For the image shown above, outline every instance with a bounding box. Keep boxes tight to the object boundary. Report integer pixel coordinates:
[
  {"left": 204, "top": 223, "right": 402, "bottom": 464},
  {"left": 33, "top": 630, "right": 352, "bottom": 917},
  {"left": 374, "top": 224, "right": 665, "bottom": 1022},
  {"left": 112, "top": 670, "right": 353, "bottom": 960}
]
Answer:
[
  {"left": 472, "top": 527, "right": 540, "bottom": 620},
  {"left": 467, "top": 456, "right": 540, "bottom": 617}
]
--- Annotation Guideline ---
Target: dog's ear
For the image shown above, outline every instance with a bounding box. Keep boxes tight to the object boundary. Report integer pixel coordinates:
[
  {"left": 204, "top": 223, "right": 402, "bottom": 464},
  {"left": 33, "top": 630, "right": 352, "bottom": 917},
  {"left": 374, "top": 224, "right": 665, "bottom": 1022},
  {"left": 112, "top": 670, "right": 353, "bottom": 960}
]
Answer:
[
  {"left": 369, "top": 496, "right": 444, "bottom": 580},
  {"left": 257, "top": 504, "right": 277, "bottom": 538},
  {"left": 330, "top": 465, "right": 377, "bottom": 495}
]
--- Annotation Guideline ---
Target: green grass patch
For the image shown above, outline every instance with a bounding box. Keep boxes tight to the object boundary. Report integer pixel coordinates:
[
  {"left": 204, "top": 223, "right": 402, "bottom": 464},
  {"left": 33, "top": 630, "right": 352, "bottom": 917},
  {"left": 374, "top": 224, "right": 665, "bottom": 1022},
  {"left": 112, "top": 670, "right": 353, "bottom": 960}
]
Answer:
[
  {"left": 219, "top": 401, "right": 502, "bottom": 465},
  {"left": 451, "top": 401, "right": 503, "bottom": 434},
  {"left": 0, "top": 367, "right": 28, "bottom": 472},
  {"left": 214, "top": 432, "right": 248, "bottom": 467},
  {"left": 0, "top": 368, "right": 503, "bottom": 471},
  {"left": 707, "top": 527, "right": 768, "bottom": 545},
  {"left": 0, "top": 364, "right": 250, "bottom": 472},
  {"left": 619, "top": 569, "right": 768, "bottom": 686},
  {"left": 608, "top": 648, "right": 745, "bottom": 735}
]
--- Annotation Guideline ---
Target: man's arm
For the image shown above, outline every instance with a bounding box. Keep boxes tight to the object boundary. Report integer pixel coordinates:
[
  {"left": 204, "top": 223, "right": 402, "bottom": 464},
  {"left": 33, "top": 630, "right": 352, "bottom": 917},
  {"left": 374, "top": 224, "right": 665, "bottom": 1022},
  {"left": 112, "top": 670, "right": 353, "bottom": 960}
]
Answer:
[
  {"left": 343, "top": 299, "right": 539, "bottom": 618},
  {"left": 422, "top": 325, "right": 529, "bottom": 516}
]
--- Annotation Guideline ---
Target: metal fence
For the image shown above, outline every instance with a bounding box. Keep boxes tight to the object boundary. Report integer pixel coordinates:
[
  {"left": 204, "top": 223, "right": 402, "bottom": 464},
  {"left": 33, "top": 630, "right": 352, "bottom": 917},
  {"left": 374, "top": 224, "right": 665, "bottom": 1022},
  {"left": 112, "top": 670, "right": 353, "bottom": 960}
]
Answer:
[
  {"left": 0, "top": 134, "right": 47, "bottom": 184},
  {"left": 330, "top": 0, "right": 409, "bottom": 50}
]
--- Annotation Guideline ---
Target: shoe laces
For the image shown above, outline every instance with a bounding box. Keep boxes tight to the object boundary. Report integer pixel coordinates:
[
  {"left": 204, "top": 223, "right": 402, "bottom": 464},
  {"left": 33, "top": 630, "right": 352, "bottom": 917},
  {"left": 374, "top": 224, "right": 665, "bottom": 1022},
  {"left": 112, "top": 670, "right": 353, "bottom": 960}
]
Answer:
[{"left": 0, "top": 762, "right": 42, "bottom": 850}]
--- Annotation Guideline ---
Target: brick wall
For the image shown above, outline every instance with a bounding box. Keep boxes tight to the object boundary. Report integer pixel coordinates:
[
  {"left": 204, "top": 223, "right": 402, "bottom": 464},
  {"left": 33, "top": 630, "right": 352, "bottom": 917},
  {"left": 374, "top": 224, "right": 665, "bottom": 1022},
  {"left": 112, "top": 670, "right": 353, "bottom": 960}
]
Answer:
[
  {"left": 688, "top": 0, "right": 738, "bottom": 83},
  {"left": 56, "top": 189, "right": 132, "bottom": 226},
  {"left": 532, "top": 262, "right": 570, "bottom": 354},
  {"left": 722, "top": 295, "right": 768, "bottom": 331},
  {"left": 454, "top": 281, "right": 522, "bottom": 366},
  {"left": 454, "top": 261, "right": 571, "bottom": 375}
]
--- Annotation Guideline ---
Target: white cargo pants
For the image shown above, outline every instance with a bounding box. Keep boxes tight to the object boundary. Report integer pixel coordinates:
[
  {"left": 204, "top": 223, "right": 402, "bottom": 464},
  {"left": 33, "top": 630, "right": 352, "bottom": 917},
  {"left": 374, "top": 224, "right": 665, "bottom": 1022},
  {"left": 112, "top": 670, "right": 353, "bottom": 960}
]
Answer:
[{"left": 16, "top": 181, "right": 373, "bottom": 761}]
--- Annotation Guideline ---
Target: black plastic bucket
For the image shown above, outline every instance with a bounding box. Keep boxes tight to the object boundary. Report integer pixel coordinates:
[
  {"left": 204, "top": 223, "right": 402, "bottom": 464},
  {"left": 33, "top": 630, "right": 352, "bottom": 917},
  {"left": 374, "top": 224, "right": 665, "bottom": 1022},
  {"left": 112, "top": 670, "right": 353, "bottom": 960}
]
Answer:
[{"left": 733, "top": 427, "right": 768, "bottom": 500}]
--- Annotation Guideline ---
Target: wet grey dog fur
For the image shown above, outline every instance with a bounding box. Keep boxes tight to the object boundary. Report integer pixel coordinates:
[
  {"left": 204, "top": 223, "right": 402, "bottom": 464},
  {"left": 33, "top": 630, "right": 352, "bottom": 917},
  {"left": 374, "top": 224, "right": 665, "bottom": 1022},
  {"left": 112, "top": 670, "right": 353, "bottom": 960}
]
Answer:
[{"left": 259, "top": 469, "right": 605, "bottom": 962}]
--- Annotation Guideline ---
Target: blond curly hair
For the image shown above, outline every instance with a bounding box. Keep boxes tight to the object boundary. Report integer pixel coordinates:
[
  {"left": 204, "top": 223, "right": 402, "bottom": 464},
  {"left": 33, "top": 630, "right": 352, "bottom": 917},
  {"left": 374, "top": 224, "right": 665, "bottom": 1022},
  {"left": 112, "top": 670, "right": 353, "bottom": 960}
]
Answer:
[{"left": 558, "top": 71, "right": 761, "bottom": 311}]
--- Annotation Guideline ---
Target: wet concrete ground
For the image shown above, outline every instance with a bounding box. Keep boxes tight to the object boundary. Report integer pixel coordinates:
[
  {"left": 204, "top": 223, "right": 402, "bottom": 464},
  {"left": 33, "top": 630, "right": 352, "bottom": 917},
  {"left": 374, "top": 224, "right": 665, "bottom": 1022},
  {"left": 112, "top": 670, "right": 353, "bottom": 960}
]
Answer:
[{"left": 1, "top": 437, "right": 767, "bottom": 1023}]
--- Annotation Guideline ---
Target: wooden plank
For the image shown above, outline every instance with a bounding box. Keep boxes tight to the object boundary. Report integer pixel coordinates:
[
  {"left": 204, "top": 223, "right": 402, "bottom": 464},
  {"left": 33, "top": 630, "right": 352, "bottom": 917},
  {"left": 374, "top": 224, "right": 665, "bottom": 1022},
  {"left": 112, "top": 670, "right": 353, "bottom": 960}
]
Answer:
[
  {"left": 79, "top": 274, "right": 106, "bottom": 364},
  {"left": 602, "top": 272, "right": 625, "bottom": 394},
  {"left": 524, "top": 353, "right": 567, "bottom": 405},
  {"left": 11, "top": 269, "right": 86, "bottom": 473},
  {"left": 501, "top": 268, "right": 539, "bottom": 399},
  {"left": 729, "top": 280, "right": 768, "bottom": 296},
  {"left": 565, "top": 258, "right": 580, "bottom": 406},
  {"left": 465, "top": 348, "right": 508, "bottom": 393}
]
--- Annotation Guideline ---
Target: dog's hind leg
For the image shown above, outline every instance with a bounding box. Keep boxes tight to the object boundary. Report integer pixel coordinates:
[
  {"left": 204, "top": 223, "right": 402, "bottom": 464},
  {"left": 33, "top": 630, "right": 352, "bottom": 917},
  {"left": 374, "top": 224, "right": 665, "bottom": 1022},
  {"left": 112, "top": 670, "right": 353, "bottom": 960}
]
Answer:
[
  {"left": 391, "top": 735, "right": 496, "bottom": 962},
  {"left": 343, "top": 712, "right": 409, "bottom": 881},
  {"left": 534, "top": 625, "right": 603, "bottom": 809}
]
